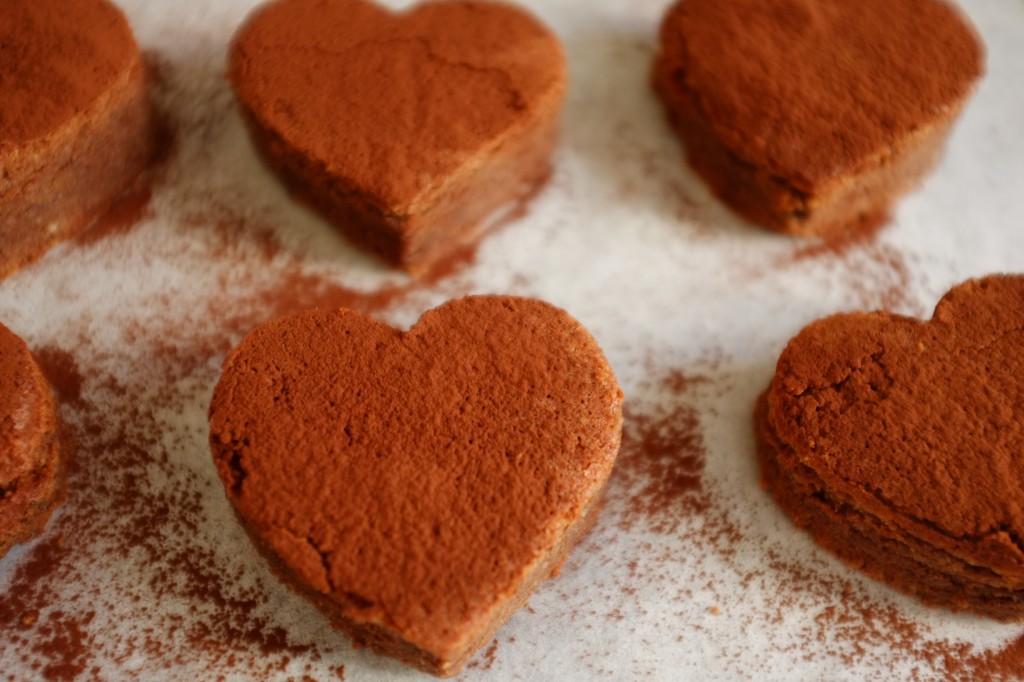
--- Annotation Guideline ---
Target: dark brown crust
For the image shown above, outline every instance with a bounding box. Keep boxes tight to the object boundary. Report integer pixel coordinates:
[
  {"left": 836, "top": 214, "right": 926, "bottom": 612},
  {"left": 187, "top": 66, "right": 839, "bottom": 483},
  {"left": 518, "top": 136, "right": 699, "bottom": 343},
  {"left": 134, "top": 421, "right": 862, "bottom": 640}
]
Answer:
[{"left": 0, "top": 57, "right": 156, "bottom": 278}]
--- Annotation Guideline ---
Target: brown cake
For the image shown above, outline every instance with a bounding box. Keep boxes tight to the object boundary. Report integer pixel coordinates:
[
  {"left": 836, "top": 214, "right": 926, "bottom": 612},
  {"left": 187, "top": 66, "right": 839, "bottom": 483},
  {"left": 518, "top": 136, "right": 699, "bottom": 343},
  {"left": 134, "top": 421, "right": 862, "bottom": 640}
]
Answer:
[
  {"left": 0, "top": 0, "right": 156, "bottom": 278},
  {"left": 228, "top": 0, "right": 566, "bottom": 273},
  {"left": 756, "top": 276, "right": 1024, "bottom": 619},
  {"left": 208, "top": 296, "right": 623, "bottom": 676},
  {"left": 0, "top": 323, "right": 67, "bottom": 558},
  {"left": 653, "top": 0, "right": 984, "bottom": 237}
]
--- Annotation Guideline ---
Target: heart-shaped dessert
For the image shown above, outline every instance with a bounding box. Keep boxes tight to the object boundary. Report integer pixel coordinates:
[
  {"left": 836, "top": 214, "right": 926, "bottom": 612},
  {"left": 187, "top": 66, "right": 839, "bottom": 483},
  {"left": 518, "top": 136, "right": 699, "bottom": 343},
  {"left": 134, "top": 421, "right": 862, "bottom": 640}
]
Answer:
[
  {"left": 0, "top": 0, "right": 155, "bottom": 278},
  {"left": 756, "top": 276, "right": 1024, "bottom": 619},
  {"left": 208, "top": 296, "right": 623, "bottom": 676},
  {"left": 228, "top": 0, "right": 566, "bottom": 272},
  {"left": 0, "top": 322, "right": 67, "bottom": 558},
  {"left": 653, "top": 0, "right": 984, "bottom": 237}
]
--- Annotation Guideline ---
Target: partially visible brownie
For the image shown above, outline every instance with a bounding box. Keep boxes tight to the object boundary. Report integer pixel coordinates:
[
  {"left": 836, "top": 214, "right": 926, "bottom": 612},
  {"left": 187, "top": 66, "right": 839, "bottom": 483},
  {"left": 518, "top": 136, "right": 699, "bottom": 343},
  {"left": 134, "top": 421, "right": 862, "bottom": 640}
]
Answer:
[
  {"left": 0, "top": 0, "right": 156, "bottom": 278},
  {"left": 0, "top": 323, "right": 68, "bottom": 558},
  {"left": 756, "top": 276, "right": 1024, "bottom": 619},
  {"left": 653, "top": 0, "right": 984, "bottom": 237},
  {"left": 228, "top": 0, "right": 566, "bottom": 273}
]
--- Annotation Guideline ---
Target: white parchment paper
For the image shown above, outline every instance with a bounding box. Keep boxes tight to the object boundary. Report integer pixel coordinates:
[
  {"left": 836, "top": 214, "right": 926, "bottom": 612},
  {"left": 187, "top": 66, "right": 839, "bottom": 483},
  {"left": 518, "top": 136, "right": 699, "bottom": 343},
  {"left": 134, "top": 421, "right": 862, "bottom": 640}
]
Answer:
[{"left": 1, "top": 0, "right": 1023, "bottom": 679}]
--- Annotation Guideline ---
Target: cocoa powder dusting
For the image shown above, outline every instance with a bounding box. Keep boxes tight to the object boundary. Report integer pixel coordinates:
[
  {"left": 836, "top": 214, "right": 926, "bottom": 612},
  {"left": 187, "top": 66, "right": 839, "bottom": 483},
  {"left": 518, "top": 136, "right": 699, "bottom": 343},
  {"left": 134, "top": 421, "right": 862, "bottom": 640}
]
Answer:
[
  {"left": 1, "top": 0, "right": 1019, "bottom": 679},
  {"left": 466, "top": 639, "right": 500, "bottom": 671},
  {"left": 33, "top": 347, "right": 84, "bottom": 409},
  {"left": 0, "top": 362, "right": 317, "bottom": 678},
  {"left": 585, "top": 361, "right": 1024, "bottom": 680},
  {"left": 0, "top": 35, "right": 499, "bottom": 674},
  {"left": 961, "top": 635, "right": 1024, "bottom": 680},
  {"left": 74, "top": 74, "right": 178, "bottom": 248},
  {"left": 0, "top": 0, "right": 138, "bottom": 143},
  {"left": 778, "top": 214, "right": 921, "bottom": 314},
  {"left": 786, "top": 213, "right": 889, "bottom": 262},
  {"left": 612, "top": 370, "right": 710, "bottom": 534},
  {"left": 0, "top": 254, "right": 428, "bottom": 676}
]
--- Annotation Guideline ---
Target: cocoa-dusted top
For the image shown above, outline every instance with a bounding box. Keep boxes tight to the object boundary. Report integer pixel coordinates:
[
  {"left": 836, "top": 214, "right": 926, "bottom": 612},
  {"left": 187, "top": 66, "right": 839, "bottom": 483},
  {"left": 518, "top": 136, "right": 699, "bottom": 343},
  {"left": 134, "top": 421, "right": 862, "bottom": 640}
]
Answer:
[
  {"left": 209, "top": 296, "right": 622, "bottom": 658},
  {"left": 0, "top": 0, "right": 140, "bottom": 146},
  {"left": 765, "top": 276, "right": 1024, "bottom": 577},
  {"left": 228, "top": 0, "right": 565, "bottom": 213},
  {"left": 657, "top": 0, "right": 984, "bottom": 190},
  {"left": 0, "top": 323, "right": 55, "bottom": 491}
]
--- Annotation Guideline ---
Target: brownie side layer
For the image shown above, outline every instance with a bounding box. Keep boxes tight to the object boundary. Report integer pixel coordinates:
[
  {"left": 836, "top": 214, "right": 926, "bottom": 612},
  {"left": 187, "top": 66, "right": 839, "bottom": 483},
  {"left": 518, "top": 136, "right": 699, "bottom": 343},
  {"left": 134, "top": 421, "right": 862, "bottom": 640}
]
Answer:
[
  {"left": 0, "top": 324, "right": 72, "bottom": 558},
  {"left": 756, "top": 392, "right": 1024, "bottom": 620},
  {"left": 0, "top": 59, "right": 156, "bottom": 278},
  {"left": 652, "top": 51, "right": 965, "bottom": 237},
  {"left": 236, "top": 97, "right": 560, "bottom": 273}
]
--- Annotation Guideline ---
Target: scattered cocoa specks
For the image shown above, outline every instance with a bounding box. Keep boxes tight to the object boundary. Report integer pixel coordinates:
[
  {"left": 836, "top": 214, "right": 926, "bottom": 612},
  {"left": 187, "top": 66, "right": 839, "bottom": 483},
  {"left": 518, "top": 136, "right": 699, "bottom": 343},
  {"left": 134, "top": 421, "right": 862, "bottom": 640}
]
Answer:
[
  {"left": 611, "top": 369, "right": 711, "bottom": 535},
  {"left": 467, "top": 639, "right": 501, "bottom": 672}
]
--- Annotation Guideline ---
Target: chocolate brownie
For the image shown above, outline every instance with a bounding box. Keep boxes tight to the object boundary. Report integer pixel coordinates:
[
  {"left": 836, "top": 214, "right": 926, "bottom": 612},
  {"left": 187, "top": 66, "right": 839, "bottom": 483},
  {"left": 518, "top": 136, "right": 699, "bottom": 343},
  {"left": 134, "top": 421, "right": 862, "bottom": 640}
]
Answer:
[
  {"left": 653, "top": 0, "right": 984, "bottom": 237},
  {"left": 0, "top": 0, "right": 156, "bottom": 278},
  {"left": 228, "top": 0, "right": 566, "bottom": 273},
  {"left": 208, "top": 296, "right": 623, "bottom": 675},
  {"left": 756, "top": 276, "right": 1024, "bottom": 619},
  {"left": 0, "top": 323, "right": 68, "bottom": 558}
]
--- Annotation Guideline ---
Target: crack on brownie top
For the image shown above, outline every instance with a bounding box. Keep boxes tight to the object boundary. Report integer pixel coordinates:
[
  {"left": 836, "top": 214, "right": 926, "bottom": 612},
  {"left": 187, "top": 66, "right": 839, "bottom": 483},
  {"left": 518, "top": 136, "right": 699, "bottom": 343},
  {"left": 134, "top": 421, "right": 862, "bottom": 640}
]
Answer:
[{"left": 304, "top": 534, "right": 337, "bottom": 595}]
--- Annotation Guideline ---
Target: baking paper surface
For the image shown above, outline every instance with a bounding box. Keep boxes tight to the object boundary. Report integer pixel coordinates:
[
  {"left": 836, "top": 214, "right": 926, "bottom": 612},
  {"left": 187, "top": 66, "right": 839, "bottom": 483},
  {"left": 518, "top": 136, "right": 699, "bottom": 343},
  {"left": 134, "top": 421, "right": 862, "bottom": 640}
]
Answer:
[{"left": 1, "top": 0, "right": 1023, "bottom": 679}]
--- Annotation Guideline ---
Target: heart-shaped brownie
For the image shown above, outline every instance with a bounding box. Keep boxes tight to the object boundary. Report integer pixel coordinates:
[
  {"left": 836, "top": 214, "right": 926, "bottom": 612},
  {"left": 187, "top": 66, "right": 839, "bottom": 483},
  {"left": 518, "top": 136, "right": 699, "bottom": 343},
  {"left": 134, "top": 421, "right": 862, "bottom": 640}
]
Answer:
[
  {"left": 757, "top": 275, "right": 1024, "bottom": 619},
  {"left": 228, "top": 0, "right": 566, "bottom": 272},
  {"left": 208, "top": 296, "right": 622, "bottom": 676},
  {"left": 653, "top": 0, "right": 984, "bottom": 237}
]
